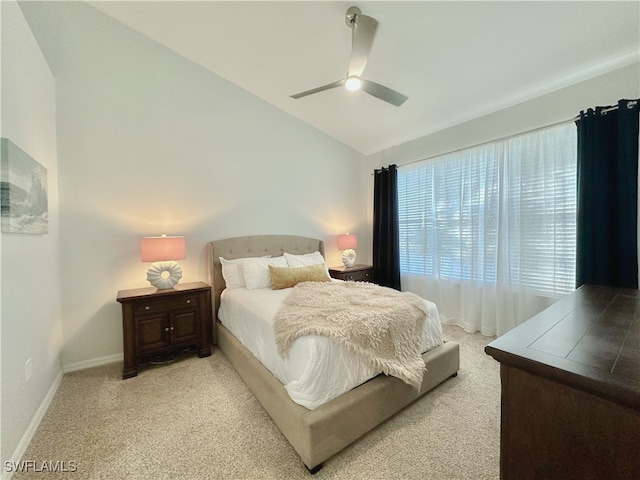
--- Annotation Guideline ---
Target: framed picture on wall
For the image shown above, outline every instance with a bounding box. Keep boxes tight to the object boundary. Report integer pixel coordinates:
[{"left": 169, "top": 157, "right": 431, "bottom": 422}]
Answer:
[{"left": 1, "top": 138, "right": 48, "bottom": 234}]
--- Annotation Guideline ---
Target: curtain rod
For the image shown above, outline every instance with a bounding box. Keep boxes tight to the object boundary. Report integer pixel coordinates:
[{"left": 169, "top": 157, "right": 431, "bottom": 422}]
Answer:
[
  {"left": 573, "top": 99, "right": 638, "bottom": 120},
  {"left": 378, "top": 100, "right": 639, "bottom": 172}
]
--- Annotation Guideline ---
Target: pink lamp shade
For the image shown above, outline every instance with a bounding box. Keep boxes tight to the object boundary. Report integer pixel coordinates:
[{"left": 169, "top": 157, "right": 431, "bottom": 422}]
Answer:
[
  {"left": 140, "top": 235, "right": 185, "bottom": 289},
  {"left": 140, "top": 235, "right": 185, "bottom": 262},
  {"left": 337, "top": 233, "right": 358, "bottom": 250}
]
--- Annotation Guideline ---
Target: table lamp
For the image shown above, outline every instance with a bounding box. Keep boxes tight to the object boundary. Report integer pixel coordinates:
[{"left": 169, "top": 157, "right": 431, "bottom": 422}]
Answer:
[
  {"left": 338, "top": 233, "right": 358, "bottom": 268},
  {"left": 141, "top": 234, "right": 185, "bottom": 289}
]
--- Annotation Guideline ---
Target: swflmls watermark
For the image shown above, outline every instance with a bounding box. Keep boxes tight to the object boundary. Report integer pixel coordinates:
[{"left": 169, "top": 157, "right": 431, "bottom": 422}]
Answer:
[{"left": 4, "top": 460, "right": 78, "bottom": 473}]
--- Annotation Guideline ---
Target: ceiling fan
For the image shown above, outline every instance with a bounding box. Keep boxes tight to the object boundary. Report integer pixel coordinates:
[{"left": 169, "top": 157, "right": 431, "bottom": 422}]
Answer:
[{"left": 290, "top": 6, "right": 408, "bottom": 107}]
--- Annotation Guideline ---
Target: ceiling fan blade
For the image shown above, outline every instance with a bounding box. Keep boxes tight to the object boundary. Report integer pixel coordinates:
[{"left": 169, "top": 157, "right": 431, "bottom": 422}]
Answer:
[
  {"left": 290, "top": 79, "right": 345, "bottom": 99},
  {"left": 347, "top": 13, "right": 378, "bottom": 78},
  {"left": 360, "top": 79, "right": 408, "bottom": 107}
]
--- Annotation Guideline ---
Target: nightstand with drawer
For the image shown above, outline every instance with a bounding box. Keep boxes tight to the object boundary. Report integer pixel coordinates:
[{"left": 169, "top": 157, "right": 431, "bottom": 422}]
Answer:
[
  {"left": 117, "top": 281, "right": 212, "bottom": 379},
  {"left": 328, "top": 264, "right": 374, "bottom": 282}
]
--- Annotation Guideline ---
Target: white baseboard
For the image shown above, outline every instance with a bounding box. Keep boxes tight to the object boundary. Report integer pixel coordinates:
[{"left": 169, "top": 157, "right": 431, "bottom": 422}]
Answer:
[
  {"left": 2, "top": 370, "right": 63, "bottom": 480},
  {"left": 63, "top": 353, "right": 122, "bottom": 373}
]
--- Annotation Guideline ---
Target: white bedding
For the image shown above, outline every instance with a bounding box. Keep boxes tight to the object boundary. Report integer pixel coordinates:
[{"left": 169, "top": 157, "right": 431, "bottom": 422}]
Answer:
[{"left": 218, "top": 282, "right": 444, "bottom": 409}]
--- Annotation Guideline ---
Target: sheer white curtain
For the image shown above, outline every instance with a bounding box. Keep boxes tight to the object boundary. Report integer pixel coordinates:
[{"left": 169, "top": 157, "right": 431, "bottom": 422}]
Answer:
[{"left": 398, "top": 122, "right": 577, "bottom": 336}]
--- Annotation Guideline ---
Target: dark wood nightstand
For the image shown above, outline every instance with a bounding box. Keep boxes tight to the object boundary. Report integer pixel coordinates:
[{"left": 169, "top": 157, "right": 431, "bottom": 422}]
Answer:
[
  {"left": 117, "top": 281, "right": 212, "bottom": 379},
  {"left": 328, "top": 264, "right": 374, "bottom": 282}
]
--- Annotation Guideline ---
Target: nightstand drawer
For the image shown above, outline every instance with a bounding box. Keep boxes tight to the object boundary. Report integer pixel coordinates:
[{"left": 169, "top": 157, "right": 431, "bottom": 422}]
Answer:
[
  {"left": 328, "top": 265, "right": 374, "bottom": 283},
  {"left": 343, "top": 270, "right": 371, "bottom": 282},
  {"left": 134, "top": 295, "right": 199, "bottom": 315}
]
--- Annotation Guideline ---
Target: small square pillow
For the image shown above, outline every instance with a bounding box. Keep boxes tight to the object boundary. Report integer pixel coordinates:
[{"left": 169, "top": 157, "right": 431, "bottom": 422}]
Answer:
[
  {"left": 269, "top": 263, "right": 331, "bottom": 290},
  {"left": 219, "top": 256, "right": 269, "bottom": 289},
  {"left": 284, "top": 251, "right": 326, "bottom": 268},
  {"left": 243, "top": 255, "right": 288, "bottom": 290}
]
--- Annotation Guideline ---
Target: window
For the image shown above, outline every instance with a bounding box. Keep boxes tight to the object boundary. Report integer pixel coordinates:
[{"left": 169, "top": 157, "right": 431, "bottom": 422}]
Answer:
[{"left": 398, "top": 122, "right": 577, "bottom": 297}]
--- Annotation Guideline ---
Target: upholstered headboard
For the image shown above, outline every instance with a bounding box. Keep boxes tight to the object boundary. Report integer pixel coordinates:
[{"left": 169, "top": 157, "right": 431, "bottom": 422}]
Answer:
[{"left": 206, "top": 235, "right": 325, "bottom": 343}]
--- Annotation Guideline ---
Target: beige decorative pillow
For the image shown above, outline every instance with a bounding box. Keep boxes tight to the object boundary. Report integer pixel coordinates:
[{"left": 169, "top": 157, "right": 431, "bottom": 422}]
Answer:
[{"left": 269, "top": 264, "right": 331, "bottom": 290}]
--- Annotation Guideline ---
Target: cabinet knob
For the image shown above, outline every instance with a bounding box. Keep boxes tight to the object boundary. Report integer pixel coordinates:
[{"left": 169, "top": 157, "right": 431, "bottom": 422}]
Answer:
[
  {"left": 170, "top": 326, "right": 174, "bottom": 330},
  {"left": 145, "top": 306, "right": 150, "bottom": 310},
  {"left": 186, "top": 299, "right": 191, "bottom": 304},
  {"left": 164, "top": 327, "right": 169, "bottom": 332}
]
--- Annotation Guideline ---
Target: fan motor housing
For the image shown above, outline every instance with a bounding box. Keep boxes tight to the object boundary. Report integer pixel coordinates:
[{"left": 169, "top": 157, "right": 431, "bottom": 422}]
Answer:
[{"left": 345, "top": 6, "right": 361, "bottom": 27}]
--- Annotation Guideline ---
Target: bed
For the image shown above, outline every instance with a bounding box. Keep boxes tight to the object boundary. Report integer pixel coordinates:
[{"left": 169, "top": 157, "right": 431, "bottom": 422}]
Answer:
[{"left": 206, "top": 235, "right": 460, "bottom": 472}]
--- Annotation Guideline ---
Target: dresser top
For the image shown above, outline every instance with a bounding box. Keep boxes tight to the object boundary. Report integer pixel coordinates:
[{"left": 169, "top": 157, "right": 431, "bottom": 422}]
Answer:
[{"left": 486, "top": 284, "right": 640, "bottom": 409}]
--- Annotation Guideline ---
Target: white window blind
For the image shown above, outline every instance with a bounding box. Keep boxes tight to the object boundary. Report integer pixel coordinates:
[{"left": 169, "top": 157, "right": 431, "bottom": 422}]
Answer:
[{"left": 398, "top": 122, "right": 577, "bottom": 298}]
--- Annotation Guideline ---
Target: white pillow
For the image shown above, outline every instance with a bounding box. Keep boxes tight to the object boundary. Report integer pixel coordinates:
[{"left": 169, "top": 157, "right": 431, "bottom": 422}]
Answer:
[
  {"left": 219, "top": 256, "right": 269, "bottom": 289},
  {"left": 284, "top": 251, "right": 326, "bottom": 268},
  {"left": 243, "top": 256, "right": 288, "bottom": 290}
]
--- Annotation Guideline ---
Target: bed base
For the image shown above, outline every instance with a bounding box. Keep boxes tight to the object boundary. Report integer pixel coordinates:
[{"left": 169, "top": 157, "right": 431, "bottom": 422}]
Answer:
[{"left": 217, "top": 320, "right": 459, "bottom": 471}]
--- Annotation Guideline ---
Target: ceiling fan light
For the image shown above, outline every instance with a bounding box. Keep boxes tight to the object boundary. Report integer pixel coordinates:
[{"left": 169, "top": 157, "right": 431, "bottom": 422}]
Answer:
[{"left": 345, "top": 76, "right": 362, "bottom": 91}]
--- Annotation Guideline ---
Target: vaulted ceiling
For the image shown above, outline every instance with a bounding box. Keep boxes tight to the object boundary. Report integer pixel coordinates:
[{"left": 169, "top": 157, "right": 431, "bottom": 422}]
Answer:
[{"left": 31, "top": 1, "right": 640, "bottom": 154}]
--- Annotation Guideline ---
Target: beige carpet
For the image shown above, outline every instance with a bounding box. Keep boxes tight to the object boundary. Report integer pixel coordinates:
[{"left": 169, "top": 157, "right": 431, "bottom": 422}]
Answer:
[{"left": 15, "top": 325, "right": 500, "bottom": 479}]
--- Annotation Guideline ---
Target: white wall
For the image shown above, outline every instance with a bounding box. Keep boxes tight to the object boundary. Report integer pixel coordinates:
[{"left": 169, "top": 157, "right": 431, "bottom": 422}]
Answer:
[
  {"left": 20, "top": 1, "right": 368, "bottom": 370},
  {"left": 0, "top": 1, "right": 62, "bottom": 468}
]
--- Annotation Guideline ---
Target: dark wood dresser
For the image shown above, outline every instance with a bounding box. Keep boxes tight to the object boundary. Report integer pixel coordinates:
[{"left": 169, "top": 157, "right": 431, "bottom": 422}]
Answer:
[{"left": 485, "top": 284, "right": 640, "bottom": 480}]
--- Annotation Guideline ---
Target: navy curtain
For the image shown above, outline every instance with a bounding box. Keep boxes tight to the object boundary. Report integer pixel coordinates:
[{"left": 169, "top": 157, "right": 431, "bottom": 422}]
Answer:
[
  {"left": 576, "top": 99, "right": 639, "bottom": 289},
  {"left": 373, "top": 165, "right": 401, "bottom": 290}
]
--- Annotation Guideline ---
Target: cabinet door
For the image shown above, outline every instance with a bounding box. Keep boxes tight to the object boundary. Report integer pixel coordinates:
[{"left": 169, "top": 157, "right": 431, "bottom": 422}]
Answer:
[
  {"left": 170, "top": 309, "right": 201, "bottom": 345},
  {"left": 137, "top": 314, "right": 170, "bottom": 353}
]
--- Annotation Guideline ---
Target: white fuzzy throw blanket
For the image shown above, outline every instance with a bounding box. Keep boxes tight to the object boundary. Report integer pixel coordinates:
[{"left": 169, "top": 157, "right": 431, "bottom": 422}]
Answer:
[{"left": 273, "top": 281, "right": 430, "bottom": 389}]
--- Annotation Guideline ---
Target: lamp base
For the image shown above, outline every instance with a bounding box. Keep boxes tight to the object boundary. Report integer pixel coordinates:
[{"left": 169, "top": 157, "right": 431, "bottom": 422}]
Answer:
[
  {"left": 341, "top": 249, "right": 357, "bottom": 268},
  {"left": 147, "top": 261, "right": 183, "bottom": 289}
]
